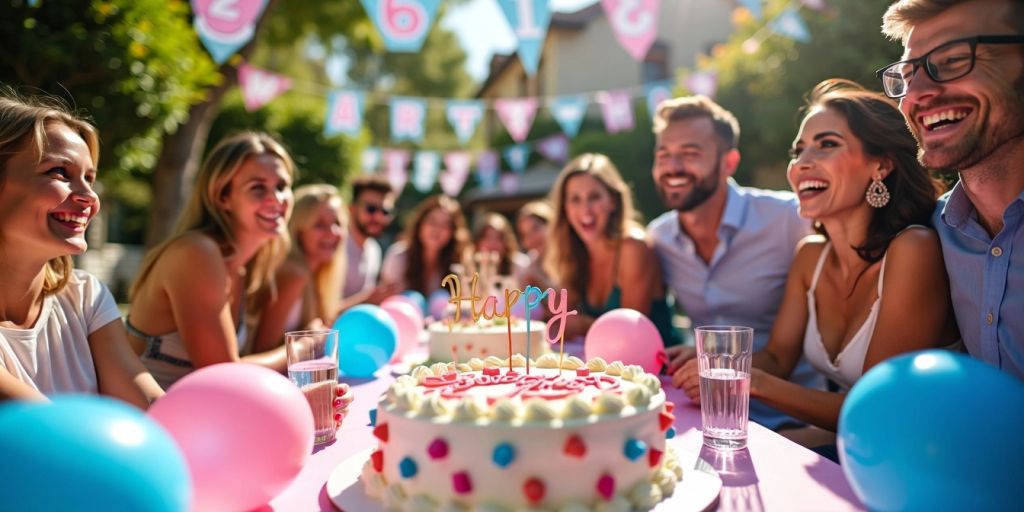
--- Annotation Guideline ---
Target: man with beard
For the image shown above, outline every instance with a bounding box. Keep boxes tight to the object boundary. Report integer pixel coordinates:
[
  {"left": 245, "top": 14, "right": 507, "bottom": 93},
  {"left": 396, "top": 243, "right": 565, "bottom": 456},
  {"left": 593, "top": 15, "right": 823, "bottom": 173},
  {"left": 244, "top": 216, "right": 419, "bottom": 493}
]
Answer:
[
  {"left": 341, "top": 175, "right": 400, "bottom": 307},
  {"left": 881, "top": 0, "right": 1024, "bottom": 378},
  {"left": 647, "top": 95, "right": 826, "bottom": 433}
]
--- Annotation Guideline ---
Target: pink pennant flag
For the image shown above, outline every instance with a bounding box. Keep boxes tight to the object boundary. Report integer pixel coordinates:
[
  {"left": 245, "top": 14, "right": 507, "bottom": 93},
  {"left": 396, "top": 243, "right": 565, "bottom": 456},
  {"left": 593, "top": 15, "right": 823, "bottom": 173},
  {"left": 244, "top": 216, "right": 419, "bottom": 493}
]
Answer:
[
  {"left": 494, "top": 97, "right": 539, "bottom": 143},
  {"left": 535, "top": 134, "right": 569, "bottom": 163},
  {"left": 382, "top": 149, "right": 410, "bottom": 193},
  {"left": 597, "top": 90, "right": 635, "bottom": 134},
  {"left": 440, "top": 151, "right": 472, "bottom": 197},
  {"left": 685, "top": 71, "right": 719, "bottom": 98},
  {"left": 601, "top": 0, "right": 661, "bottom": 61},
  {"left": 499, "top": 173, "right": 520, "bottom": 195},
  {"left": 238, "top": 64, "right": 291, "bottom": 112}
]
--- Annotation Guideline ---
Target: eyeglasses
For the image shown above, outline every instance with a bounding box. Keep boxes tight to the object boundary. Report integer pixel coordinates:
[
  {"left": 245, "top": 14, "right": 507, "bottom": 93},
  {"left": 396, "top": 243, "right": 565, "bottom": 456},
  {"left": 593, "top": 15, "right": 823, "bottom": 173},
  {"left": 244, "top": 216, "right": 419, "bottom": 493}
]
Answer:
[
  {"left": 876, "top": 35, "right": 1024, "bottom": 98},
  {"left": 360, "top": 203, "right": 393, "bottom": 216}
]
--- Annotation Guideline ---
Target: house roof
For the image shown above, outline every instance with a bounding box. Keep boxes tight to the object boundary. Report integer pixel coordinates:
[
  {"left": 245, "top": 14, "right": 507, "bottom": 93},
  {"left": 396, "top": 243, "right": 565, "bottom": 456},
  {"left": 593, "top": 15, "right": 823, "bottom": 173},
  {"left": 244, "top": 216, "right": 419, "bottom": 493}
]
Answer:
[{"left": 463, "top": 161, "right": 562, "bottom": 205}]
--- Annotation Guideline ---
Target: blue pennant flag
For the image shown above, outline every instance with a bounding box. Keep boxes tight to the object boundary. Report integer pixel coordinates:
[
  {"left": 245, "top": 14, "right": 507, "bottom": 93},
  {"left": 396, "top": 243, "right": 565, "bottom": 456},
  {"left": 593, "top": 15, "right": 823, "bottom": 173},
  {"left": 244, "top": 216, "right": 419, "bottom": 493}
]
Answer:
[
  {"left": 548, "top": 95, "right": 588, "bottom": 138},
  {"left": 390, "top": 96, "right": 427, "bottom": 143},
  {"left": 496, "top": 0, "right": 551, "bottom": 76},
  {"left": 738, "top": 0, "right": 762, "bottom": 20},
  {"left": 360, "top": 0, "right": 441, "bottom": 52},
  {"left": 476, "top": 150, "right": 500, "bottom": 189},
  {"left": 646, "top": 80, "right": 674, "bottom": 118},
  {"left": 503, "top": 144, "right": 530, "bottom": 174},
  {"left": 771, "top": 7, "right": 811, "bottom": 43},
  {"left": 324, "top": 90, "right": 364, "bottom": 138},
  {"left": 412, "top": 151, "right": 441, "bottom": 193},
  {"left": 445, "top": 100, "right": 484, "bottom": 145}
]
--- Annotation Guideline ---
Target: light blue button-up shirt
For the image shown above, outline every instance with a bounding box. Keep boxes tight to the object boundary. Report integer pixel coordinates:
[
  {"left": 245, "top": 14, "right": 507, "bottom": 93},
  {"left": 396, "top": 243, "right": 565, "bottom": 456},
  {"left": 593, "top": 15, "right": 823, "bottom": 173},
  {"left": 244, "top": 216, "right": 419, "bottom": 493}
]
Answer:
[
  {"left": 648, "top": 179, "right": 825, "bottom": 430},
  {"left": 934, "top": 182, "right": 1024, "bottom": 379}
]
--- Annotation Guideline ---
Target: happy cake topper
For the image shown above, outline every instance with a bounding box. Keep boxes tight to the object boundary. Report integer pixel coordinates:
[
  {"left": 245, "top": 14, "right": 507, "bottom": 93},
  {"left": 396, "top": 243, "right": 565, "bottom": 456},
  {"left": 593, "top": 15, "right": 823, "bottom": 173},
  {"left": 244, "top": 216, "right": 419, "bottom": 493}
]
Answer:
[{"left": 441, "top": 273, "right": 578, "bottom": 373}]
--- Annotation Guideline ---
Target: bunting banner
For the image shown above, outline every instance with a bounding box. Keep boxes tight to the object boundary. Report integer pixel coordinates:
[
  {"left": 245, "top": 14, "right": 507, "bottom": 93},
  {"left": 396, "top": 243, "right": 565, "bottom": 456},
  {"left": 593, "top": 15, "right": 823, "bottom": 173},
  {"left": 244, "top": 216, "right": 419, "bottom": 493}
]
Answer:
[
  {"left": 360, "top": 147, "right": 381, "bottom": 174},
  {"left": 737, "top": 0, "right": 762, "bottom": 20},
  {"left": 390, "top": 96, "right": 427, "bottom": 143},
  {"left": 598, "top": 90, "right": 635, "bottom": 134},
  {"left": 238, "top": 63, "right": 291, "bottom": 112},
  {"left": 496, "top": 0, "right": 552, "bottom": 76},
  {"left": 324, "top": 90, "right": 364, "bottom": 137},
  {"left": 412, "top": 151, "right": 441, "bottom": 193},
  {"left": 382, "top": 148, "right": 410, "bottom": 192},
  {"left": 801, "top": 0, "right": 828, "bottom": 11},
  {"left": 476, "top": 150, "right": 500, "bottom": 189},
  {"left": 601, "top": 0, "right": 660, "bottom": 61},
  {"left": 535, "top": 133, "right": 570, "bottom": 163},
  {"left": 191, "top": 0, "right": 268, "bottom": 64},
  {"left": 685, "top": 71, "right": 718, "bottom": 98},
  {"left": 440, "top": 151, "right": 472, "bottom": 197},
  {"left": 645, "top": 80, "right": 673, "bottom": 117},
  {"left": 494, "top": 97, "right": 539, "bottom": 143},
  {"left": 445, "top": 100, "right": 485, "bottom": 144},
  {"left": 360, "top": 0, "right": 441, "bottom": 53},
  {"left": 771, "top": 7, "right": 811, "bottom": 43},
  {"left": 499, "top": 173, "right": 520, "bottom": 195},
  {"left": 503, "top": 144, "right": 530, "bottom": 174},
  {"left": 548, "top": 95, "right": 588, "bottom": 138}
]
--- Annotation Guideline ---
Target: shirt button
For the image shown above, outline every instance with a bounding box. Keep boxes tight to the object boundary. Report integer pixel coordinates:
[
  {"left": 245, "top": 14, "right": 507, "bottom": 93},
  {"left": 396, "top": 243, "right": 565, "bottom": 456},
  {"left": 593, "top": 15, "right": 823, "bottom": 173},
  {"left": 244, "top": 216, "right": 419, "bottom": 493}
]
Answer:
[
  {"left": 991, "top": 246, "right": 1003, "bottom": 257},
  {"left": 986, "top": 312, "right": 994, "bottom": 325}
]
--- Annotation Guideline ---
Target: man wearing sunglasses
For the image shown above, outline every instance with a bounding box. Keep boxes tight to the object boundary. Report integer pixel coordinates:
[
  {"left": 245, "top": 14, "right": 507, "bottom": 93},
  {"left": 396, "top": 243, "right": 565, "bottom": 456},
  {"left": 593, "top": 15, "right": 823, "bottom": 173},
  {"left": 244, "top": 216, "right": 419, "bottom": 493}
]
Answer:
[
  {"left": 881, "top": 0, "right": 1024, "bottom": 379},
  {"left": 342, "top": 175, "right": 401, "bottom": 307}
]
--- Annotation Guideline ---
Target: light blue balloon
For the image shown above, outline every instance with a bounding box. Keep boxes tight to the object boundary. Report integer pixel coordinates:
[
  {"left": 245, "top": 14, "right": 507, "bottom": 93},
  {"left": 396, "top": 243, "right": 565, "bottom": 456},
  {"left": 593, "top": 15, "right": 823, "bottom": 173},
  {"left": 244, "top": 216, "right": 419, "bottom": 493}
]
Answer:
[
  {"left": 400, "top": 289, "right": 429, "bottom": 316},
  {"left": 0, "top": 395, "right": 192, "bottom": 512},
  {"left": 839, "top": 350, "right": 1024, "bottom": 511},
  {"left": 334, "top": 304, "right": 397, "bottom": 378},
  {"left": 428, "top": 289, "right": 452, "bottom": 321}
]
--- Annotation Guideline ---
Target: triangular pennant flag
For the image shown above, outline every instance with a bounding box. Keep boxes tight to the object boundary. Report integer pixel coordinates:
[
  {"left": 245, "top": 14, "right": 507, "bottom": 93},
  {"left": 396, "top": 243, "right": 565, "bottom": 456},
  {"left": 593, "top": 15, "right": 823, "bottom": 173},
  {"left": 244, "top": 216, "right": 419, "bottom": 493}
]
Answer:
[
  {"left": 597, "top": 90, "right": 635, "bottom": 134},
  {"left": 237, "top": 64, "right": 291, "bottom": 112},
  {"left": 499, "top": 173, "right": 520, "bottom": 195},
  {"left": 494, "top": 97, "right": 539, "bottom": 143},
  {"left": 737, "top": 0, "right": 762, "bottom": 20},
  {"left": 361, "top": 147, "right": 381, "bottom": 175},
  {"left": 382, "top": 149, "right": 410, "bottom": 193},
  {"left": 601, "top": 0, "right": 661, "bottom": 61},
  {"left": 390, "top": 97, "right": 427, "bottom": 143},
  {"left": 324, "top": 90, "right": 364, "bottom": 137},
  {"left": 770, "top": 7, "right": 811, "bottom": 43},
  {"left": 445, "top": 100, "right": 485, "bottom": 145},
  {"left": 503, "top": 144, "right": 530, "bottom": 174},
  {"left": 646, "top": 80, "right": 673, "bottom": 117},
  {"left": 359, "top": 0, "right": 441, "bottom": 52},
  {"left": 548, "top": 95, "right": 588, "bottom": 138},
  {"left": 535, "top": 134, "right": 569, "bottom": 163},
  {"left": 440, "top": 151, "right": 472, "bottom": 197},
  {"left": 192, "top": 0, "right": 268, "bottom": 64},
  {"left": 476, "top": 150, "right": 499, "bottom": 189},
  {"left": 801, "top": 0, "right": 828, "bottom": 11},
  {"left": 412, "top": 151, "right": 441, "bottom": 193},
  {"left": 496, "top": 0, "right": 551, "bottom": 76},
  {"left": 685, "top": 71, "right": 718, "bottom": 98}
]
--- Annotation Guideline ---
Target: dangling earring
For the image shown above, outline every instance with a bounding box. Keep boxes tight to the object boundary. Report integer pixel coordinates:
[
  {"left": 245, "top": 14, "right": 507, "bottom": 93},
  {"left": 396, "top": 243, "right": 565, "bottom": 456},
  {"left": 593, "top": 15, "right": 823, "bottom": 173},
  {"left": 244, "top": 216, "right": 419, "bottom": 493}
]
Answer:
[{"left": 865, "top": 174, "right": 890, "bottom": 208}]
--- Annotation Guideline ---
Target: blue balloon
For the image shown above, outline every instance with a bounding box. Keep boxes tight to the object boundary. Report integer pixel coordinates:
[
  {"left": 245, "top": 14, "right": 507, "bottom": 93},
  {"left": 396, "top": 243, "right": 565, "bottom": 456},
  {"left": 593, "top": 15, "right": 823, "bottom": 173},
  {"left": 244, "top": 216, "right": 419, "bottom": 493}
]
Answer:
[
  {"left": 839, "top": 350, "right": 1024, "bottom": 511},
  {"left": 0, "top": 395, "right": 192, "bottom": 512},
  {"left": 334, "top": 304, "right": 397, "bottom": 377},
  {"left": 400, "top": 289, "right": 429, "bottom": 316}
]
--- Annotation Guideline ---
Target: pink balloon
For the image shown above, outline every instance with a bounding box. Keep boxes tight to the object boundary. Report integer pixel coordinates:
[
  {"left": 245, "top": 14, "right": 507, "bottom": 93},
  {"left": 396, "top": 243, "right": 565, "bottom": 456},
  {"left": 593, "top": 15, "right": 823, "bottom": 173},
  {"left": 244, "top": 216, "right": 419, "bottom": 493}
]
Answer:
[
  {"left": 381, "top": 301, "right": 423, "bottom": 362},
  {"left": 149, "top": 363, "right": 313, "bottom": 512},
  {"left": 381, "top": 295, "right": 425, "bottom": 326},
  {"left": 584, "top": 308, "right": 666, "bottom": 373}
]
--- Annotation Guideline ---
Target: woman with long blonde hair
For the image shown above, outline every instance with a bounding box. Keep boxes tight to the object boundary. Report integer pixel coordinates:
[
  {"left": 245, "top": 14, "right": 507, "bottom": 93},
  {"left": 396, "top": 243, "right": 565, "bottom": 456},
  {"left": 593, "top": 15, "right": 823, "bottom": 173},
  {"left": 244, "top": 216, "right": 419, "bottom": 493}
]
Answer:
[{"left": 546, "top": 153, "right": 679, "bottom": 345}]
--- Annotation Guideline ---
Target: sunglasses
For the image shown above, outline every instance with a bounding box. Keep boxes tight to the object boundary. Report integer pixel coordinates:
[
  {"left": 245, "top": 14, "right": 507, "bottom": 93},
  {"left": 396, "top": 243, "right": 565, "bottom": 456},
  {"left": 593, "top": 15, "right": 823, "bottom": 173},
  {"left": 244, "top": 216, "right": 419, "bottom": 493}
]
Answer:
[{"left": 361, "top": 203, "right": 393, "bottom": 216}]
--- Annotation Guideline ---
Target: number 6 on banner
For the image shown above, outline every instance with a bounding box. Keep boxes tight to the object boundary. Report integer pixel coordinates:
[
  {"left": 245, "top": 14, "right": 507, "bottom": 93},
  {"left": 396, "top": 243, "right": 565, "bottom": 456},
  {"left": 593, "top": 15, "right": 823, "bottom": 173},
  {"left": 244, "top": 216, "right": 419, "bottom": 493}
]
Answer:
[{"left": 360, "top": 0, "right": 441, "bottom": 53}]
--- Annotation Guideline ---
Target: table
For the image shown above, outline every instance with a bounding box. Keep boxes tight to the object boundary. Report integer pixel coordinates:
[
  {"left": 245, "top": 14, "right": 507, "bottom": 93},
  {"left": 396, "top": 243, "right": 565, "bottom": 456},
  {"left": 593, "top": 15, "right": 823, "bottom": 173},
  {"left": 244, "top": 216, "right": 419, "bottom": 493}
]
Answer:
[{"left": 270, "top": 366, "right": 865, "bottom": 511}]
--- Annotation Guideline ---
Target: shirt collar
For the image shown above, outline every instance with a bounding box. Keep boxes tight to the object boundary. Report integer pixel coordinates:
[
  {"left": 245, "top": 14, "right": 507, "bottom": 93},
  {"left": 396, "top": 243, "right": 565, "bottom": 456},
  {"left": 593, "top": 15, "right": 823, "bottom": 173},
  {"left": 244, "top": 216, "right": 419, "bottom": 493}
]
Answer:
[
  {"left": 721, "top": 178, "right": 748, "bottom": 231},
  {"left": 940, "top": 181, "right": 973, "bottom": 229}
]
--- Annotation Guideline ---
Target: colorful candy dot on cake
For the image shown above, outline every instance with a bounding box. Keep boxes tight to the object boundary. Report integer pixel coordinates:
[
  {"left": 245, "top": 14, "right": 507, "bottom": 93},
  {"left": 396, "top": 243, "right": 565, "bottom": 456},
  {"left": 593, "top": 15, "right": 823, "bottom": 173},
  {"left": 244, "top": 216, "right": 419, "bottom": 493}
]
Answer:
[
  {"left": 623, "top": 438, "right": 647, "bottom": 461},
  {"left": 369, "top": 408, "right": 377, "bottom": 427},
  {"left": 523, "top": 477, "right": 546, "bottom": 505},
  {"left": 575, "top": 368, "right": 590, "bottom": 377},
  {"left": 373, "top": 423, "right": 389, "bottom": 442},
  {"left": 596, "top": 473, "right": 615, "bottom": 501},
  {"left": 666, "top": 426, "right": 677, "bottom": 439},
  {"left": 464, "top": 343, "right": 473, "bottom": 352},
  {"left": 452, "top": 471, "right": 473, "bottom": 494},
  {"left": 563, "top": 434, "right": 587, "bottom": 458},
  {"left": 648, "top": 448, "right": 663, "bottom": 468},
  {"left": 664, "top": 402, "right": 676, "bottom": 414},
  {"left": 492, "top": 443, "right": 516, "bottom": 468},
  {"left": 399, "top": 456, "right": 418, "bottom": 479},
  {"left": 427, "top": 438, "right": 449, "bottom": 459},
  {"left": 370, "top": 450, "right": 384, "bottom": 472},
  {"left": 483, "top": 367, "right": 500, "bottom": 376},
  {"left": 659, "top": 411, "right": 675, "bottom": 432}
]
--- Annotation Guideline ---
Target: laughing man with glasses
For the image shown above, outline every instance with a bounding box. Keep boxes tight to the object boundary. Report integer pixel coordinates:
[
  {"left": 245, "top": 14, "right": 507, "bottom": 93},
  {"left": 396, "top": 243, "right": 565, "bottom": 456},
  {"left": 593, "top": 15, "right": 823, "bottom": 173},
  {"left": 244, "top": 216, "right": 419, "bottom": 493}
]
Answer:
[{"left": 882, "top": 0, "right": 1024, "bottom": 379}]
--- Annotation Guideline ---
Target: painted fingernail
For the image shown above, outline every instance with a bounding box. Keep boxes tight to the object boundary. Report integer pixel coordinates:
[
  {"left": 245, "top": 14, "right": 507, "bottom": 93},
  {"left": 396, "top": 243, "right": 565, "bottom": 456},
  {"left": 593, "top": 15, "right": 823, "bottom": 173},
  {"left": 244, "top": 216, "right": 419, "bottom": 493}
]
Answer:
[
  {"left": 334, "top": 412, "right": 343, "bottom": 421},
  {"left": 334, "top": 398, "right": 342, "bottom": 407}
]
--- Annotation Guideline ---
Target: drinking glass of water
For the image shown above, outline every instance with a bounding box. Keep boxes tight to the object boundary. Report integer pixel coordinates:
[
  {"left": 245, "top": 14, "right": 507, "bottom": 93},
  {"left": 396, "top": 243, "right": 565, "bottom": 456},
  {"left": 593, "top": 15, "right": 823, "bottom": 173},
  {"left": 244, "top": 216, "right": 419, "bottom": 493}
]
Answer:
[
  {"left": 285, "top": 329, "right": 339, "bottom": 447},
  {"left": 696, "top": 325, "right": 754, "bottom": 450}
]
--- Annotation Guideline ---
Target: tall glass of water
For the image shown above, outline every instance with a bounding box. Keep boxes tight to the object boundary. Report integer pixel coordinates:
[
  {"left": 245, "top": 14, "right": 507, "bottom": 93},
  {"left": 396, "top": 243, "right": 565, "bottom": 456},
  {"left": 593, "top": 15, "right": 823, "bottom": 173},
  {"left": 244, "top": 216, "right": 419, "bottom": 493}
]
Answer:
[
  {"left": 696, "top": 325, "right": 754, "bottom": 450},
  {"left": 285, "top": 329, "right": 339, "bottom": 446}
]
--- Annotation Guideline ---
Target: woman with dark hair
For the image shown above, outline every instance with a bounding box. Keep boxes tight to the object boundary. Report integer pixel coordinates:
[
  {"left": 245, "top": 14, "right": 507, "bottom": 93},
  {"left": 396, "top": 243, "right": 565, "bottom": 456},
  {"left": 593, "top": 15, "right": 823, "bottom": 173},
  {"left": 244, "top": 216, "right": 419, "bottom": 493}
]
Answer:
[
  {"left": 380, "top": 194, "right": 470, "bottom": 297},
  {"left": 673, "top": 79, "right": 959, "bottom": 440},
  {"left": 472, "top": 212, "right": 530, "bottom": 286}
]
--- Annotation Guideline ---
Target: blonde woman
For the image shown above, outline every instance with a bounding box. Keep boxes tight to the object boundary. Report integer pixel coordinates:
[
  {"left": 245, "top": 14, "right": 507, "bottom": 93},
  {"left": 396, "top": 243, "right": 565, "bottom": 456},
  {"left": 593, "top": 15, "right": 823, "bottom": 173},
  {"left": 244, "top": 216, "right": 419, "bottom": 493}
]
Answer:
[
  {"left": 546, "top": 153, "right": 679, "bottom": 345},
  {"left": 251, "top": 184, "right": 347, "bottom": 353},
  {"left": 0, "top": 90, "right": 161, "bottom": 407}
]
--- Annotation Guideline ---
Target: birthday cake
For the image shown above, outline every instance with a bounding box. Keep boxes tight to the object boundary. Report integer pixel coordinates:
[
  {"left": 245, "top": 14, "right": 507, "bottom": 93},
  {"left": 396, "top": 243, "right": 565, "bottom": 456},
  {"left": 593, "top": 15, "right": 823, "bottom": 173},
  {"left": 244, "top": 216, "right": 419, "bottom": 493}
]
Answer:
[
  {"left": 362, "top": 354, "right": 681, "bottom": 511},
  {"left": 427, "top": 317, "right": 550, "bottom": 362}
]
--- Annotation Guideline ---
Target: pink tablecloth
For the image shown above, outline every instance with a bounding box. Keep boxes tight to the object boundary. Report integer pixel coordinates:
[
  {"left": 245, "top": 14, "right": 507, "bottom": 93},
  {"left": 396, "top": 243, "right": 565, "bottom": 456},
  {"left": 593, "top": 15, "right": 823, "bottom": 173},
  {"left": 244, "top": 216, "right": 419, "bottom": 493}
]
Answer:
[{"left": 270, "top": 368, "right": 864, "bottom": 511}]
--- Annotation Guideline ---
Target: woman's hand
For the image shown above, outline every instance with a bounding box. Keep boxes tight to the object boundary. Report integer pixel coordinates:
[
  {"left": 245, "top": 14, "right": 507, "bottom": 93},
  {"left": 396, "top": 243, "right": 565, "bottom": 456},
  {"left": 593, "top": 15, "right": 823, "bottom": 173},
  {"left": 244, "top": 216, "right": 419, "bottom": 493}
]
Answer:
[
  {"left": 671, "top": 357, "right": 702, "bottom": 403},
  {"left": 334, "top": 383, "right": 353, "bottom": 428}
]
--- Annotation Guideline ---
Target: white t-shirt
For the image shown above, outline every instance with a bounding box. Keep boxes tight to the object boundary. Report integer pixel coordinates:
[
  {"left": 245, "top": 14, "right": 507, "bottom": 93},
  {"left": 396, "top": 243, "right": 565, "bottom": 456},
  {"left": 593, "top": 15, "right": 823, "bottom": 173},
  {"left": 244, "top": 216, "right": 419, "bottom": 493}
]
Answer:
[
  {"left": 343, "top": 235, "right": 382, "bottom": 298},
  {"left": 0, "top": 270, "right": 121, "bottom": 396}
]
